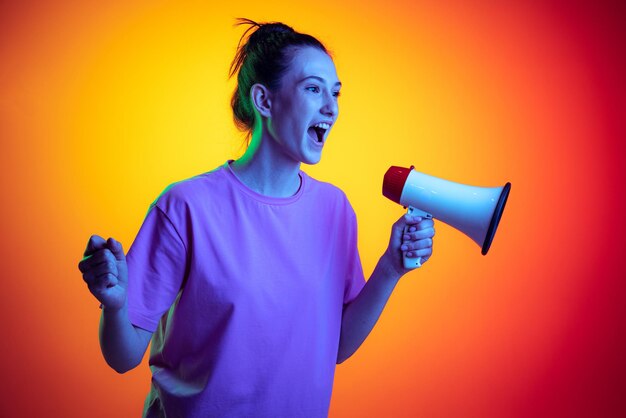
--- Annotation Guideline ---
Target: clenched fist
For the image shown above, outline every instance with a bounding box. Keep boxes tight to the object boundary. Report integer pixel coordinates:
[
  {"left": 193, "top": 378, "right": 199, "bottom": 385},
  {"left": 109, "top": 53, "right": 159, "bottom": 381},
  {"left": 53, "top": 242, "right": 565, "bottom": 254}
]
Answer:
[{"left": 78, "top": 235, "right": 128, "bottom": 311}]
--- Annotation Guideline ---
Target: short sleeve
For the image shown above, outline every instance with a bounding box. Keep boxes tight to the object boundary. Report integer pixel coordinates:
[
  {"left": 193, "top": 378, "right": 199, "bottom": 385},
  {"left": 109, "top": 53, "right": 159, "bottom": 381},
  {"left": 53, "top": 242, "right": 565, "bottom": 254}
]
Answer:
[
  {"left": 126, "top": 204, "right": 188, "bottom": 332},
  {"left": 342, "top": 202, "right": 366, "bottom": 305}
]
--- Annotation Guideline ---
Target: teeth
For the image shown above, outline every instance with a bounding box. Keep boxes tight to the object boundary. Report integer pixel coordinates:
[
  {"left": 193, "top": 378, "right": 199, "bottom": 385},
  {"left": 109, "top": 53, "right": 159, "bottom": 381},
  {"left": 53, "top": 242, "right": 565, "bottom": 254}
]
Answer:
[{"left": 313, "top": 122, "right": 331, "bottom": 130}]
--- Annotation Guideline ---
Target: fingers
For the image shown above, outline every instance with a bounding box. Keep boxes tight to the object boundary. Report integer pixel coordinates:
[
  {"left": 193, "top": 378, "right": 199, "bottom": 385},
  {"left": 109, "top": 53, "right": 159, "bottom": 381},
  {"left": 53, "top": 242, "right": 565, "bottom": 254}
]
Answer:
[
  {"left": 401, "top": 238, "right": 433, "bottom": 253},
  {"left": 78, "top": 247, "right": 115, "bottom": 271},
  {"left": 403, "top": 213, "right": 423, "bottom": 225},
  {"left": 402, "top": 244, "right": 433, "bottom": 259},
  {"left": 79, "top": 248, "right": 119, "bottom": 289},
  {"left": 388, "top": 213, "right": 436, "bottom": 268},
  {"left": 106, "top": 237, "right": 126, "bottom": 261},
  {"left": 79, "top": 236, "right": 124, "bottom": 272},
  {"left": 84, "top": 235, "right": 107, "bottom": 257},
  {"left": 79, "top": 235, "right": 127, "bottom": 308},
  {"left": 402, "top": 218, "right": 435, "bottom": 260},
  {"left": 89, "top": 273, "right": 120, "bottom": 294},
  {"left": 403, "top": 228, "right": 435, "bottom": 241},
  {"left": 403, "top": 219, "right": 435, "bottom": 241},
  {"left": 405, "top": 249, "right": 433, "bottom": 259},
  {"left": 84, "top": 269, "right": 119, "bottom": 293}
]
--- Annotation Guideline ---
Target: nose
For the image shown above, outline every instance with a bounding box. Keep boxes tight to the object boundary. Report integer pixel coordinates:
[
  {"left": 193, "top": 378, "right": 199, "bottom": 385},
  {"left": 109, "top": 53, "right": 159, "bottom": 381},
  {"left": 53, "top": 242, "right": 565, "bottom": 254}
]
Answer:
[{"left": 321, "top": 90, "right": 338, "bottom": 118}]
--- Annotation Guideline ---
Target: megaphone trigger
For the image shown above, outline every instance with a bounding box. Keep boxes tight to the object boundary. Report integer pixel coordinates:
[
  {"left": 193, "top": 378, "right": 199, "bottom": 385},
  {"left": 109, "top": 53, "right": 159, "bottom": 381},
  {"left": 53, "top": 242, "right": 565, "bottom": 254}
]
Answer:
[{"left": 406, "top": 206, "right": 433, "bottom": 220}]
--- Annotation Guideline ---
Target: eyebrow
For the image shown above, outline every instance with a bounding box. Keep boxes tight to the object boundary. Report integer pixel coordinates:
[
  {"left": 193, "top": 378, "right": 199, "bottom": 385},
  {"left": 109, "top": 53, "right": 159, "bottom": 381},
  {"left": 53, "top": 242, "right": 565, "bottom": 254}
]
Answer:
[{"left": 299, "top": 75, "right": 342, "bottom": 87}]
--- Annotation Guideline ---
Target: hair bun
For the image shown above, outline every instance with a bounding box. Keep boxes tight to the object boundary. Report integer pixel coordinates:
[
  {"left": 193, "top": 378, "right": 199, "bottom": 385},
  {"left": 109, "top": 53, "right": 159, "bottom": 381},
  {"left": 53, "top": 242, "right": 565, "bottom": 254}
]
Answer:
[
  {"left": 256, "top": 22, "right": 294, "bottom": 34},
  {"left": 234, "top": 18, "right": 293, "bottom": 45},
  {"left": 247, "top": 21, "right": 295, "bottom": 47}
]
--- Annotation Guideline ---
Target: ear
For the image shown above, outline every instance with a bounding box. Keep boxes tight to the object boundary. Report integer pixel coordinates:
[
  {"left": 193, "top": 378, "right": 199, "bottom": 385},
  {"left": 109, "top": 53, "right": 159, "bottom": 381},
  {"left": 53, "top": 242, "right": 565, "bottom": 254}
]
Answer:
[{"left": 250, "top": 84, "right": 272, "bottom": 118}]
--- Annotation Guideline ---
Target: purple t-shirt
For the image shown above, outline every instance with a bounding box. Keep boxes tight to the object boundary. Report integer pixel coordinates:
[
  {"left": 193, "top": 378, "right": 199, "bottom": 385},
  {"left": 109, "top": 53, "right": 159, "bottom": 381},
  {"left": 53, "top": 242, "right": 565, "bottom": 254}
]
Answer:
[{"left": 126, "top": 161, "right": 365, "bottom": 417}]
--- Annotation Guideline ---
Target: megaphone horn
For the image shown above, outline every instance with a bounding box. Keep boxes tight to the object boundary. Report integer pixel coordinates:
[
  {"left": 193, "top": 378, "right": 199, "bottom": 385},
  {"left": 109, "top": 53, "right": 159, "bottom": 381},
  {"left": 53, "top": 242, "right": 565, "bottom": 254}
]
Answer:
[{"left": 383, "top": 166, "right": 511, "bottom": 268}]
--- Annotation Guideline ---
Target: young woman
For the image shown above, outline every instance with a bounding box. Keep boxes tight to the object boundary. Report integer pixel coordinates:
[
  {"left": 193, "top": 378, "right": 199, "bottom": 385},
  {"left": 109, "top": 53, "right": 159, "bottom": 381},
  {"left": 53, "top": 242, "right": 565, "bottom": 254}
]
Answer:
[{"left": 79, "top": 19, "right": 434, "bottom": 417}]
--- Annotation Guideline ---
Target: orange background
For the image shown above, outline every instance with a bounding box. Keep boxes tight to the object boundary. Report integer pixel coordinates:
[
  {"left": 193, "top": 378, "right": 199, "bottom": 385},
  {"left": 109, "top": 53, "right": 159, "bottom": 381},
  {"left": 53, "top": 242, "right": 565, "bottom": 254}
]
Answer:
[{"left": 1, "top": 0, "right": 625, "bottom": 417}]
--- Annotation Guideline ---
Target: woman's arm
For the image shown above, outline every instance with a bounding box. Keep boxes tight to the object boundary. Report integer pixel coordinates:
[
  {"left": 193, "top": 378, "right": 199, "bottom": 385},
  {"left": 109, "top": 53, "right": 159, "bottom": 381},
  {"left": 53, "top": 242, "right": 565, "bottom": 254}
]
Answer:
[
  {"left": 79, "top": 235, "right": 153, "bottom": 373},
  {"left": 99, "top": 305, "right": 153, "bottom": 374},
  {"left": 337, "top": 214, "right": 434, "bottom": 364}
]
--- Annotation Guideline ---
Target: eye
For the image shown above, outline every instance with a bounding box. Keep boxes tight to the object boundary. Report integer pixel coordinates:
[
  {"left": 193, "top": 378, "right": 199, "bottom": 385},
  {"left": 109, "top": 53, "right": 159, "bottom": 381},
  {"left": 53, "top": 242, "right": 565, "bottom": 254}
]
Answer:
[
  {"left": 306, "top": 86, "right": 320, "bottom": 93},
  {"left": 333, "top": 91, "right": 341, "bottom": 98}
]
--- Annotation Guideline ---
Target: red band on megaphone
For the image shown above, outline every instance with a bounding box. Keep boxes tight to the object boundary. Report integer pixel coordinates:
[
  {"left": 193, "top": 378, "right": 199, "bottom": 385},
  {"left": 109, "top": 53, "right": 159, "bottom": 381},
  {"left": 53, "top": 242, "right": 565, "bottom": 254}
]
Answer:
[{"left": 383, "top": 166, "right": 411, "bottom": 204}]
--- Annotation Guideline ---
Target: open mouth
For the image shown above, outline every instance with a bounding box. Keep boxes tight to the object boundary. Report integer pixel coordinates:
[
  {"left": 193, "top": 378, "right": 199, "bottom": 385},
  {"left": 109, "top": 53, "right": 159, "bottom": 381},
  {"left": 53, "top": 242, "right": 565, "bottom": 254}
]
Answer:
[
  {"left": 308, "top": 122, "right": 331, "bottom": 143},
  {"left": 313, "top": 127, "right": 325, "bottom": 142}
]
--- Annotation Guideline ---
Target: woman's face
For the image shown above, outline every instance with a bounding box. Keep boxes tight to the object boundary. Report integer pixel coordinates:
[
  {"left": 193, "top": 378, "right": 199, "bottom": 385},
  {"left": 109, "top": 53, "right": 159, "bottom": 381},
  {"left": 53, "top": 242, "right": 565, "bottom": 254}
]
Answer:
[{"left": 265, "top": 46, "right": 341, "bottom": 165}]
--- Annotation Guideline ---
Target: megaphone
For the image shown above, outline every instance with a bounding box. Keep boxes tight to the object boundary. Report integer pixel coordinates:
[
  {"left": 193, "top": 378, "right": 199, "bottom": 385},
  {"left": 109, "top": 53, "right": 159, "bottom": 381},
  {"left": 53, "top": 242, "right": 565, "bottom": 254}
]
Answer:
[{"left": 383, "top": 166, "right": 511, "bottom": 269}]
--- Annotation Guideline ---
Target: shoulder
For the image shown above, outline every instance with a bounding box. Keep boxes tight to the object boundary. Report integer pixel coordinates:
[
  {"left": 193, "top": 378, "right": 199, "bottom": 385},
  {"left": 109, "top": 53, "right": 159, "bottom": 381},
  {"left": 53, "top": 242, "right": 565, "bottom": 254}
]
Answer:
[
  {"left": 151, "top": 164, "right": 229, "bottom": 212},
  {"left": 302, "top": 172, "right": 356, "bottom": 215},
  {"left": 303, "top": 172, "right": 345, "bottom": 198}
]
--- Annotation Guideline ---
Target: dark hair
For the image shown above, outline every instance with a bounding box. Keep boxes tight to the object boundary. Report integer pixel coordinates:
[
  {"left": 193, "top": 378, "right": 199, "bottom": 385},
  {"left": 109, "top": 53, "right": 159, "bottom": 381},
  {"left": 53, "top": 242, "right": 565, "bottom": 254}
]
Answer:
[{"left": 229, "top": 18, "right": 330, "bottom": 143}]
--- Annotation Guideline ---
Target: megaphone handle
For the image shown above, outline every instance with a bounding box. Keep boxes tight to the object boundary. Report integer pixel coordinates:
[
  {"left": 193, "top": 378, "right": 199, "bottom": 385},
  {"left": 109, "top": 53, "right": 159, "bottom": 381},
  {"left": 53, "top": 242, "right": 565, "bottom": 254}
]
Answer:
[{"left": 403, "top": 206, "right": 433, "bottom": 269}]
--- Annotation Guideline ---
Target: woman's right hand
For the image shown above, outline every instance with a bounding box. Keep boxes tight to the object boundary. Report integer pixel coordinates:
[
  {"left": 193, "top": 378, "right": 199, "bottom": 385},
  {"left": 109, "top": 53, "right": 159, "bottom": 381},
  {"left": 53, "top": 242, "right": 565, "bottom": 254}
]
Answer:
[{"left": 78, "top": 235, "right": 128, "bottom": 311}]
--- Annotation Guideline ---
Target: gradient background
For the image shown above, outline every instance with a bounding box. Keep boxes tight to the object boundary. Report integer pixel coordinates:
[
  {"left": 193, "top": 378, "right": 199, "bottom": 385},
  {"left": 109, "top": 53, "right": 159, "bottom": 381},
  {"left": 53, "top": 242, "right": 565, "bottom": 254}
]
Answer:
[{"left": 1, "top": 0, "right": 625, "bottom": 417}]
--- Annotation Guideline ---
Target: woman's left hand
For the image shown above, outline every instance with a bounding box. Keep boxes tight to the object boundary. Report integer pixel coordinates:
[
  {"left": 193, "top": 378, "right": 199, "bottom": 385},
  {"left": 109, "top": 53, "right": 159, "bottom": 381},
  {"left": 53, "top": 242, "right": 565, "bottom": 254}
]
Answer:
[{"left": 382, "top": 213, "right": 435, "bottom": 278}]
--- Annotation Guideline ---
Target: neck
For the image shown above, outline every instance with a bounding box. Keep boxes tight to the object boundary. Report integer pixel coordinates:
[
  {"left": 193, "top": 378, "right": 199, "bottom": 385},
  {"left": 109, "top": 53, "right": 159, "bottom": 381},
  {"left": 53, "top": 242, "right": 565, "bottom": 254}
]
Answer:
[{"left": 231, "top": 130, "right": 302, "bottom": 198}]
